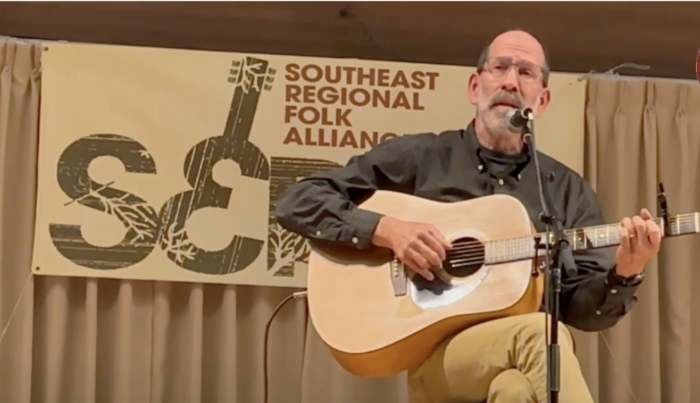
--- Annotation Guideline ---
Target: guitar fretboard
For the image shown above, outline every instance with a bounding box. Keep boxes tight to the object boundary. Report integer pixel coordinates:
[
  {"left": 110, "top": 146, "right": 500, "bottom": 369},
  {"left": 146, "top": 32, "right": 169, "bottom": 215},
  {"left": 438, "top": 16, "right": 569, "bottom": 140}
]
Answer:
[{"left": 484, "top": 213, "right": 700, "bottom": 264}]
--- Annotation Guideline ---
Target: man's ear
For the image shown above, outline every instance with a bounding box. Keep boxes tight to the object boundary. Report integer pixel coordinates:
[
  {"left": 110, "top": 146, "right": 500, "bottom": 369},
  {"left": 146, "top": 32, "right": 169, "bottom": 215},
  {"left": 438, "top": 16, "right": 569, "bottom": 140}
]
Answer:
[
  {"left": 467, "top": 73, "right": 479, "bottom": 105},
  {"left": 534, "top": 88, "right": 552, "bottom": 117}
]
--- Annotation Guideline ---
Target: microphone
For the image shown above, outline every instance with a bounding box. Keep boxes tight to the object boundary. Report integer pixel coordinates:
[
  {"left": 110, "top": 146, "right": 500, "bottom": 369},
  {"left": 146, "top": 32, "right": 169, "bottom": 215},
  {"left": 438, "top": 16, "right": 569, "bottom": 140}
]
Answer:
[{"left": 506, "top": 107, "right": 534, "bottom": 133}]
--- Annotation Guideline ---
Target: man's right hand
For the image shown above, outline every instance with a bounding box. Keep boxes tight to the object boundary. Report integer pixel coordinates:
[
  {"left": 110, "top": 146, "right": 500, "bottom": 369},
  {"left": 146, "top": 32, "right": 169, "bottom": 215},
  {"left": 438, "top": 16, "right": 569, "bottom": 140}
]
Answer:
[{"left": 371, "top": 216, "right": 452, "bottom": 281}]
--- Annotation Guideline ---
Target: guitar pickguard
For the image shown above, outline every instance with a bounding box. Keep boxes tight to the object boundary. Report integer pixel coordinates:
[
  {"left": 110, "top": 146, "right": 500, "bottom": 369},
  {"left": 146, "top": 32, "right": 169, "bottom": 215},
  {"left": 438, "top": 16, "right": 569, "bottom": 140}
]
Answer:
[{"left": 407, "top": 265, "right": 491, "bottom": 310}]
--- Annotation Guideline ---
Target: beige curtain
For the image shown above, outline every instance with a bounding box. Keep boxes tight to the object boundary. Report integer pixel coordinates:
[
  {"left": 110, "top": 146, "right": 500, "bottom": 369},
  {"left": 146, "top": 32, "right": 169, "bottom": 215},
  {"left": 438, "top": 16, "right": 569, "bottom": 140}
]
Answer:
[
  {"left": 1, "top": 36, "right": 699, "bottom": 403},
  {"left": 0, "top": 37, "right": 40, "bottom": 403},
  {"left": 573, "top": 76, "right": 700, "bottom": 403}
]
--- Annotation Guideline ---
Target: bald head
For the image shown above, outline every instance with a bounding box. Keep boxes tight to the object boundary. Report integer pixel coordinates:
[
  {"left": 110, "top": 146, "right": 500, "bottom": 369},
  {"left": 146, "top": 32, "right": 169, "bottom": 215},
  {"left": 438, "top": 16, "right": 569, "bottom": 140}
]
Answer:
[{"left": 477, "top": 29, "right": 550, "bottom": 85}]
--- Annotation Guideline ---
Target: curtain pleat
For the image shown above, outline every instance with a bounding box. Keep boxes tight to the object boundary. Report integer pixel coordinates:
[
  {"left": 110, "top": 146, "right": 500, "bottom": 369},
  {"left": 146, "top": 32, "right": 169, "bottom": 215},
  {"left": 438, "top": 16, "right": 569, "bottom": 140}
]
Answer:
[{"left": 578, "top": 77, "right": 700, "bottom": 403}]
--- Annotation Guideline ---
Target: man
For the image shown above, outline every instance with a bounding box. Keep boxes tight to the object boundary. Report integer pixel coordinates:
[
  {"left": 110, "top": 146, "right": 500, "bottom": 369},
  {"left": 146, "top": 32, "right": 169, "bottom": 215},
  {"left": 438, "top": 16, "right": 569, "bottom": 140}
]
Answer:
[{"left": 275, "top": 30, "right": 661, "bottom": 403}]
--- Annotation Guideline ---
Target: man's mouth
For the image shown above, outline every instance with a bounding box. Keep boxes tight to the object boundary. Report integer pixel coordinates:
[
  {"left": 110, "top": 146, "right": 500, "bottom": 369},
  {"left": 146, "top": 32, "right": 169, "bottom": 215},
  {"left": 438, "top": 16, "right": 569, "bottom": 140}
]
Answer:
[{"left": 491, "top": 102, "right": 521, "bottom": 109}]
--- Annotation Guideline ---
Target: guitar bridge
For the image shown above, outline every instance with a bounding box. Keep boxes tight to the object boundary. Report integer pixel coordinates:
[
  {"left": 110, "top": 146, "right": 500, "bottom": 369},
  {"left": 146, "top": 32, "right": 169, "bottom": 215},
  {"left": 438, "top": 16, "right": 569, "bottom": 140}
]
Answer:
[{"left": 390, "top": 256, "right": 408, "bottom": 297}]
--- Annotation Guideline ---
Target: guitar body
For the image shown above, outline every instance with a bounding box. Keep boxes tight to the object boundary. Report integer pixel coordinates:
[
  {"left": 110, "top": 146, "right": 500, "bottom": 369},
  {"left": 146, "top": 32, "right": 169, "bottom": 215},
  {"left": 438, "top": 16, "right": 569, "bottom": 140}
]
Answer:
[{"left": 307, "top": 191, "right": 545, "bottom": 379}]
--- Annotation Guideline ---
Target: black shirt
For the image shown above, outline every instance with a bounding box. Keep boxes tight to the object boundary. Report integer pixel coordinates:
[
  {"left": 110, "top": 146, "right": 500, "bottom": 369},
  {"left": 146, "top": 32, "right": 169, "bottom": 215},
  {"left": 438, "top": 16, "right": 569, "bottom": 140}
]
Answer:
[{"left": 275, "top": 122, "right": 640, "bottom": 332}]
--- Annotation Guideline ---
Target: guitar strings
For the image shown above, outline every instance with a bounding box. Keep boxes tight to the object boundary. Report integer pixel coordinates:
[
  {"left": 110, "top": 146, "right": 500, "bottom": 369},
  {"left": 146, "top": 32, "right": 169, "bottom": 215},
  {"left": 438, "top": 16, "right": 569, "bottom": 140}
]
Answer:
[
  {"left": 442, "top": 215, "right": 697, "bottom": 253},
  {"left": 445, "top": 215, "right": 696, "bottom": 252},
  {"left": 428, "top": 216, "right": 697, "bottom": 268}
]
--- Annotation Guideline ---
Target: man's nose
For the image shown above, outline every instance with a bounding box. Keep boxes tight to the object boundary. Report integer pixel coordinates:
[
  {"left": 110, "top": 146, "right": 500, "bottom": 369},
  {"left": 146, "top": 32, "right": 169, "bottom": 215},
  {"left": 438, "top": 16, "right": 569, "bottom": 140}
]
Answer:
[{"left": 500, "top": 67, "right": 520, "bottom": 91}]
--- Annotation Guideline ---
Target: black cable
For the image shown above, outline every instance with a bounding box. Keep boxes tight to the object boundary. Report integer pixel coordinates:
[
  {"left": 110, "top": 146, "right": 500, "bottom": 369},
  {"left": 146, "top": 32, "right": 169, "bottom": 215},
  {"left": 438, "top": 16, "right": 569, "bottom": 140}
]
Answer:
[
  {"left": 338, "top": 5, "right": 405, "bottom": 62},
  {"left": 263, "top": 290, "right": 307, "bottom": 403}
]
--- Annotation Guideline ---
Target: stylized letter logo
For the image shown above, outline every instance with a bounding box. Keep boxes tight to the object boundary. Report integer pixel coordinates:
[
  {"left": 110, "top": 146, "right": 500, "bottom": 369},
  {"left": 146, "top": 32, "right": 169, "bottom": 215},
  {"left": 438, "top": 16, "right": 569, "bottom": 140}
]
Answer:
[{"left": 50, "top": 57, "right": 276, "bottom": 276}]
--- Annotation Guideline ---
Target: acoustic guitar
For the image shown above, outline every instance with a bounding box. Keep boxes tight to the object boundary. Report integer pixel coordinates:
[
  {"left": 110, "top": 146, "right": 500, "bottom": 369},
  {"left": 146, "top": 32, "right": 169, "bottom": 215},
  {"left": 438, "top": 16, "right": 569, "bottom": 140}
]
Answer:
[{"left": 306, "top": 191, "right": 699, "bottom": 378}]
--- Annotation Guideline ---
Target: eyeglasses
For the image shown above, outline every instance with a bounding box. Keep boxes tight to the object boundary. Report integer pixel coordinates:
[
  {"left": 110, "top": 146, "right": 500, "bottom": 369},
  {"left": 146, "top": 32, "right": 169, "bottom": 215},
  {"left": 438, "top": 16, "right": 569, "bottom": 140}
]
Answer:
[{"left": 481, "top": 57, "right": 547, "bottom": 86}]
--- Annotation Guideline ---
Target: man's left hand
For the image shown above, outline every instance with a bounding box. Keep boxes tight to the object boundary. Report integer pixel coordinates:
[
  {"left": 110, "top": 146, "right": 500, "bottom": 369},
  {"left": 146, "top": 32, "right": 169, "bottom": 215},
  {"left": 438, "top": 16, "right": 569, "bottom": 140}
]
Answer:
[{"left": 615, "top": 208, "right": 662, "bottom": 277}]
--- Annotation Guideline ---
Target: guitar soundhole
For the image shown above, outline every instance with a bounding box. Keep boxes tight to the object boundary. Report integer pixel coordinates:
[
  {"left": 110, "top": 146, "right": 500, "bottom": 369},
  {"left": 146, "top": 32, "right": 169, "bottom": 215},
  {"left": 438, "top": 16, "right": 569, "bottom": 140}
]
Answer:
[{"left": 443, "top": 236, "right": 485, "bottom": 278}]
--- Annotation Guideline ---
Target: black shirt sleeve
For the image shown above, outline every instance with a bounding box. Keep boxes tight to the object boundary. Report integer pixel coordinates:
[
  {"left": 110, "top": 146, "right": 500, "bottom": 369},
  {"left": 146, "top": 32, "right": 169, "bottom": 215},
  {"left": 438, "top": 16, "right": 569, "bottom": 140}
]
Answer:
[
  {"left": 560, "top": 179, "right": 642, "bottom": 332},
  {"left": 275, "top": 133, "right": 430, "bottom": 250}
]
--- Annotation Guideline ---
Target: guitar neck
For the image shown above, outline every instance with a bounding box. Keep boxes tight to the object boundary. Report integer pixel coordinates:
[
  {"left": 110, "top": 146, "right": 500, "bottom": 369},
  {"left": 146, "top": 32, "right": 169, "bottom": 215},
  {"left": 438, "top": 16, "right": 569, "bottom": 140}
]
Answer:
[{"left": 485, "top": 212, "right": 700, "bottom": 264}]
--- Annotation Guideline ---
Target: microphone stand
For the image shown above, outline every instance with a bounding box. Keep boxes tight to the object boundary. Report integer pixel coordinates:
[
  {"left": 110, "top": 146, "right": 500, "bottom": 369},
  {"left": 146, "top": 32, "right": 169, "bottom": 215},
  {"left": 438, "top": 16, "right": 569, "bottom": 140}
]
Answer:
[{"left": 519, "top": 110, "right": 578, "bottom": 403}]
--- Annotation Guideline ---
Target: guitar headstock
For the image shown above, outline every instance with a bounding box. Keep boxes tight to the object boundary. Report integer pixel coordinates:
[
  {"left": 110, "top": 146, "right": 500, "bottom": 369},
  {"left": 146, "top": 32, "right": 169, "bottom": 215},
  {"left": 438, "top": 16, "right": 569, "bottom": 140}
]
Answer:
[
  {"left": 228, "top": 57, "right": 276, "bottom": 93},
  {"left": 656, "top": 182, "right": 700, "bottom": 237}
]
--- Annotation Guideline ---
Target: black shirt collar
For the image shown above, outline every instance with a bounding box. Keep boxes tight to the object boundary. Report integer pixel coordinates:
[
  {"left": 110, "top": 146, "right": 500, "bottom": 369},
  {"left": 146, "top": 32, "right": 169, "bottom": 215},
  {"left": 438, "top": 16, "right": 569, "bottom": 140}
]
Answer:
[{"left": 463, "top": 120, "right": 531, "bottom": 179}]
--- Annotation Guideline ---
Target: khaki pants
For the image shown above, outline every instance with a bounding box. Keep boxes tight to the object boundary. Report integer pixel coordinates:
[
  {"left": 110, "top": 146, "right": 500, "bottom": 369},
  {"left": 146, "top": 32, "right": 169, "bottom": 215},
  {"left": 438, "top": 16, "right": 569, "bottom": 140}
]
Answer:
[{"left": 407, "top": 313, "right": 593, "bottom": 403}]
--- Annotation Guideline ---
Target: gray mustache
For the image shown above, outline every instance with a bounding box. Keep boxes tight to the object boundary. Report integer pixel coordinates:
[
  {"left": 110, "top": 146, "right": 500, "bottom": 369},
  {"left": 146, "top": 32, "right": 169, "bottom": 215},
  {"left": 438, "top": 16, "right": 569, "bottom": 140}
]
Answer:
[{"left": 489, "top": 93, "right": 523, "bottom": 107}]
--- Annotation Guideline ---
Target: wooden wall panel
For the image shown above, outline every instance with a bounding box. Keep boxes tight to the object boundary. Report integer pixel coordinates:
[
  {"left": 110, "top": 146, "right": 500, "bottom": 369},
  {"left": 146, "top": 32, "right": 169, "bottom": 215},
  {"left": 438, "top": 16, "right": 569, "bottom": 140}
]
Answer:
[{"left": 0, "top": 2, "right": 697, "bottom": 80}]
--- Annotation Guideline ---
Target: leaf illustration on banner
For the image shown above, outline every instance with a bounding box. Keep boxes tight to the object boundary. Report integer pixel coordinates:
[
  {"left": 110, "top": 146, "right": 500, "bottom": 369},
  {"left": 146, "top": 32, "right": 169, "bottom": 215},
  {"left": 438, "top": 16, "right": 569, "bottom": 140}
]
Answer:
[
  {"left": 160, "top": 223, "right": 196, "bottom": 264},
  {"left": 230, "top": 59, "right": 275, "bottom": 93},
  {"left": 78, "top": 180, "right": 156, "bottom": 245},
  {"left": 267, "top": 222, "right": 310, "bottom": 277},
  {"left": 293, "top": 234, "right": 311, "bottom": 263}
]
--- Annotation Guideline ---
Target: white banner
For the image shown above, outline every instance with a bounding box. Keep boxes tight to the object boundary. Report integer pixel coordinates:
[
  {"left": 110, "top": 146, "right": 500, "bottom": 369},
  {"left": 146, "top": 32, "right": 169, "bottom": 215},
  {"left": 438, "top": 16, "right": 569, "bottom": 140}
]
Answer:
[{"left": 31, "top": 42, "right": 586, "bottom": 288}]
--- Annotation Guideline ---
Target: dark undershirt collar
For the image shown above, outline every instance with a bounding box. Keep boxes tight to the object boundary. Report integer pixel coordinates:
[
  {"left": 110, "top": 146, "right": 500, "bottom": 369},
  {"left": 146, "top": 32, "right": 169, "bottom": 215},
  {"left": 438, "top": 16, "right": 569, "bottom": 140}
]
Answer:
[{"left": 463, "top": 121, "right": 531, "bottom": 179}]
